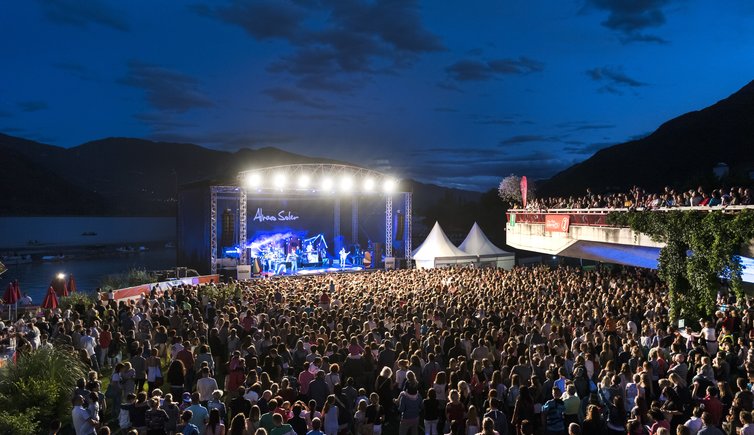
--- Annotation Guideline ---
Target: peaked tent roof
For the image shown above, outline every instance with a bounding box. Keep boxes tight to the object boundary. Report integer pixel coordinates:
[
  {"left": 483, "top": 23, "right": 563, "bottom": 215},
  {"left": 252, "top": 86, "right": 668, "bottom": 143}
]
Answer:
[
  {"left": 459, "top": 222, "right": 512, "bottom": 256},
  {"left": 412, "top": 221, "right": 470, "bottom": 260}
]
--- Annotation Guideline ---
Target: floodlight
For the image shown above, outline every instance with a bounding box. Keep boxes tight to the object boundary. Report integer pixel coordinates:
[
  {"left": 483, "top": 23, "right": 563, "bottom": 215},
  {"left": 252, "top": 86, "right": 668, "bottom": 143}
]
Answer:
[
  {"left": 244, "top": 173, "right": 261, "bottom": 188},
  {"left": 340, "top": 176, "right": 354, "bottom": 192},
  {"left": 274, "top": 172, "right": 287, "bottom": 189},
  {"left": 383, "top": 178, "right": 397, "bottom": 193},
  {"left": 298, "top": 174, "right": 310, "bottom": 188},
  {"left": 322, "top": 177, "right": 334, "bottom": 192},
  {"left": 363, "top": 178, "right": 375, "bottom": 192},
  {"left": 57, "top": 273, "right": 66, "bottom": 280}
]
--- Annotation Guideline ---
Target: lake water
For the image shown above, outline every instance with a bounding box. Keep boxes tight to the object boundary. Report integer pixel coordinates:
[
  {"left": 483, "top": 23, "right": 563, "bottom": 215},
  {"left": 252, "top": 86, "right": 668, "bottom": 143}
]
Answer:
[
  {"left": 0, "top": 216, "right": 175, "bottom": 250},
  {"left": 0, "top": 216, "right": 179, "bottom": 302},
  {"left": 1, "top": 248, "right": 177, "bottom": 303}
]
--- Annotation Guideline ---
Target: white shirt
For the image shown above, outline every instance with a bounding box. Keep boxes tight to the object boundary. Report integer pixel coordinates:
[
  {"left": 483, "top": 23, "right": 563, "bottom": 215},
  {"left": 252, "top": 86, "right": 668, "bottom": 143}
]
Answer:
[
  {"left": 80, "top": 335, "right": 96, "bottom": 358},
  {"left": 197, "top": 376, "right": 219, "bottom": 402},
  {"left": 72, "top": 405, "right": 97, "bottom": 435},
  {"left": 684, "top": 416, "right": 702, "bottom": 435}
]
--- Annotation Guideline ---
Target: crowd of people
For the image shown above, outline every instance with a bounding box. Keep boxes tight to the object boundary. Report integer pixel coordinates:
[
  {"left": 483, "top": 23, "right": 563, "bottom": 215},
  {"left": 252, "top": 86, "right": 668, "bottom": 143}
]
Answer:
[
  {"left": 6, "top": 264, "right": 754, "bottom": 435},
  {"left": 517, "top": 186, "right": 753, "bottom": 211}
]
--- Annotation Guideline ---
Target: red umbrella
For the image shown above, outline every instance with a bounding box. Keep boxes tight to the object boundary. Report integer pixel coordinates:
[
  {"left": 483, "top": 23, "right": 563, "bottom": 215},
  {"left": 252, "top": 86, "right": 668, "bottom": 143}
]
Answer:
[
  {"left": 13, "top": 280, "right": 21, "bottom": 302},
  {"left": 67, "top": 274, "right": 77, "bottom": 293},
  {"left": 50, "top": 276, "right": 69, "bottom": 297},
  {"left": 41, "top": 286, "right": 59, "bottom": 310},
  {"left": 3, "top": 282, "right": 19, "bottom": 304}
]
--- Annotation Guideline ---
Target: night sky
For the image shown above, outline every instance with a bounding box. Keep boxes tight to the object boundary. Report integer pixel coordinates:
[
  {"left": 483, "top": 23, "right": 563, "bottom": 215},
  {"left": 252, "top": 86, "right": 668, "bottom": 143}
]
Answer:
[{"left": 2, "top": 1, "right": 754, "bottom": 191}]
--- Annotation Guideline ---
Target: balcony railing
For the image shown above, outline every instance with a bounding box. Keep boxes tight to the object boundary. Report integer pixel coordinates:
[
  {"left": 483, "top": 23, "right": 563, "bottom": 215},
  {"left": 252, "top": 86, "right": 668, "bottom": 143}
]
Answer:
[{"left": 507, "top": 205, "right": 754, "bottom": 228}]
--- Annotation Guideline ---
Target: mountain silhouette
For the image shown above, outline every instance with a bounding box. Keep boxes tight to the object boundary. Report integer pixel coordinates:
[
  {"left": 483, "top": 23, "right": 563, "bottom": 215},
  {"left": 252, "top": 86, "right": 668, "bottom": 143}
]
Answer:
[
  {"left": 0, "top": 134, "right": 479, "bottom": 216},
  {"left": 539, "top": 80, "right": 754, "bottom": 196}
]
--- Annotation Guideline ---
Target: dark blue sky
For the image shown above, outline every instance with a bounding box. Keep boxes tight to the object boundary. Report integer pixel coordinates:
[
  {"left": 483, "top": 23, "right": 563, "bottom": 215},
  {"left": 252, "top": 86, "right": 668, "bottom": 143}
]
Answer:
[{"left": 2, "top": 1, "right": 754, "bottom": 191}]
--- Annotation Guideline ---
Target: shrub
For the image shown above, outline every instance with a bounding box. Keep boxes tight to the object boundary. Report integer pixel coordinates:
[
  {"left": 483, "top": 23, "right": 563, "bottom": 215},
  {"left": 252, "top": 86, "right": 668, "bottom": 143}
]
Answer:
[
  {"left": 101, "top": 268, "right": 157, "bottom": 290},
  {"left": 0, "top": 409, "right": 39, "bottom": 435},
  {"left": 59, "top": 292, "right": 96, "bottom": 313},
  {"left": 0, "top": 346, "right": 88, "bottom": 432}
]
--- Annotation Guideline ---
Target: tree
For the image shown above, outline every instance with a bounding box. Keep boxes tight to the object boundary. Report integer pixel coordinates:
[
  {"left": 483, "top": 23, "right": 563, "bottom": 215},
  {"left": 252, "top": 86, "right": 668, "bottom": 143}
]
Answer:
[
  {"left": 607, "top": 209, "right": 754, "bottom": 320},
  {"left": 498, "top": 174, "right": 535, "bottom": 205}
]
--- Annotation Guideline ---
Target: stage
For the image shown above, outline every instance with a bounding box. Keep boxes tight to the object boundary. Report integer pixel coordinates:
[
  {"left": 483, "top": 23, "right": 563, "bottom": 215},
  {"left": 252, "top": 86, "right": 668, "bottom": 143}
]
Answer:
[{"left": 258, "top": 264, "right": 368, "bottom": 278}]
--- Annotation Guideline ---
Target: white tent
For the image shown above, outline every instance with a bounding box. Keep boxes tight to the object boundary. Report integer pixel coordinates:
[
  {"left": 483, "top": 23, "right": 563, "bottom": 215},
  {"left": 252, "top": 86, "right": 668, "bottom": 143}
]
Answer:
[
  {"left": 459, "top": 222, "right": 508, "bottom": 255},
  {"left": 459, "top": 222, "right": 515, "bottom": 269},
  {"left": 412, "top": 221, "right": 474, "bottom": 269}
]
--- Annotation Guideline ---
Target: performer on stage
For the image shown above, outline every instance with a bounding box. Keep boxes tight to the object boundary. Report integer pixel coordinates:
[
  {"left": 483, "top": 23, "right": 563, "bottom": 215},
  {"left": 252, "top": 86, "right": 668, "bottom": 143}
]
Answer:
[
  {"left": 339, "top": 248, "right": 350, "bottom": 269},
  {"left": 286, "top": 250, "right": 298, "bottom": 274}
]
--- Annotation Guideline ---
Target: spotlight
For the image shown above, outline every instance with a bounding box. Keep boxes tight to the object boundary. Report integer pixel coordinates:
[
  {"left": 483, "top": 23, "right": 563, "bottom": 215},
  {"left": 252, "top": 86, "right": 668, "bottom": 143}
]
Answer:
[
  {"left": 341, "top": 176, "right": 353, "bottom": 192},
  {"left": 244, "top": 173, "right": 261, "bottom": 188},
  {"left": 383, "top": 178, "right": 397, "bottom": 193},
  {"left": 322, "top": 177, "right": 334, "bottom": 192},
  {"left": 298, "top": 174, "right": 310, "bottom": 189},
  {"left": 274, "top": 172, "right": 287, "bottom": 189},
  {"left": 363, "top": 178, "right": 375, "bottom": 192},
  {"left": 57, "top": 273, "right": 66, "bottom": 280}
]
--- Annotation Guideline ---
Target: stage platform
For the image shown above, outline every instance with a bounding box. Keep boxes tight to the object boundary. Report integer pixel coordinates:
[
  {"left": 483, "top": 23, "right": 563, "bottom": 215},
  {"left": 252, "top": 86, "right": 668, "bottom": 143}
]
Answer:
[{"left": 258, "top": 264, "right": 369, "bottom": 278}]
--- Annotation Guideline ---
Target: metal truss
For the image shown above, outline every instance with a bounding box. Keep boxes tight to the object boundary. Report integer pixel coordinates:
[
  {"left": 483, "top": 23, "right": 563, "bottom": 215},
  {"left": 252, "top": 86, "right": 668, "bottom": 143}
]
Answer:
[
  {"left": 210, "top": 186, "right": 243, "bottom": 275},
  {"left": 404, "top": 192, "right": 412, "bottom": 264},
  {"left": 385, "top": 195, "right": 393, "bottom": 257}
]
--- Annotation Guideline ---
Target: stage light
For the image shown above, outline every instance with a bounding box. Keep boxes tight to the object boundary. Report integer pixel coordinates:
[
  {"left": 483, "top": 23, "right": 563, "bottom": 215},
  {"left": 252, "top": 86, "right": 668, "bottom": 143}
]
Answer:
[
  {"left": 57, "top": 273, "right": 66, "bottom": 280},
  {"left": 274, "top": 172, "right": 287, "bottom": 189},
  {"left": 363, "top": 178, "right": 375, "bottom": 192},
  {"left": 322, "top": 177, "right": 334, "bottom": 192},
  {"left": 297, "top": 174, "right": 310, "bottom": 189},
  {"left": 383, "top": 178, "right": 397, "bottom": 193},
  {"left": 244, "top": 173, "right": 261, "bottom": 188},
  {"left": 340, "top": 176, "right": 353, "bottom": 192}
]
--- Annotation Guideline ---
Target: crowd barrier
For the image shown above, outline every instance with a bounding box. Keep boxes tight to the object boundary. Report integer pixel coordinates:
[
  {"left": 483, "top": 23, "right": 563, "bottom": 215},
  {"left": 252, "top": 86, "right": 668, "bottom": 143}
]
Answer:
[
  {"left": 507, "top": 205, "right": 754, "bottom": 228},
  {"left": 102, "top": 274, "right": 219, "bottom": 301}
]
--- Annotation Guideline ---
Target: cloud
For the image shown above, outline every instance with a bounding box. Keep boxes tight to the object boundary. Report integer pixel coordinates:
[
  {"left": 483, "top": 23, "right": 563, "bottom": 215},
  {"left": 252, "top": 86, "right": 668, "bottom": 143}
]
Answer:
[
  {"left": 584, "top": 0, "right": 673, "bottom": 43},
  {"left": 433, "top": 107, "right": 459, "bottom": 113},
  {"left": 563, "top": 141, "right": 615, "bottom": 155},
  {"left": 120, "top": 61, "right": 214, "bottom": 112},
  {"left": 36, "top": 0, "right": 129, "bottom": 31},
  {"left": 191, "top": 1, "right": 304, "bottom": 41},
  {"left": 556, "top": 121, "right": 616, "bottom": 131},
  {"left": 196, "top": 0, "right": 444, "bottom": 93},
  {"left": 446, "top": 56, "right": 544, "bottom": 81},
  {"left": 262, "top": 87, "right": 334, "bottom": 110},
  {"left": 499, "top": 134, "right": 562, "bottom": 146},
  {"left": 17, "top": 101, "right": 49, "bottom": 112},
  {"left": 587, "top": 66, "right": 646, "bottom": 94},
  {"left": 0, "top": 110, "right": 13, "bottom": 118}
]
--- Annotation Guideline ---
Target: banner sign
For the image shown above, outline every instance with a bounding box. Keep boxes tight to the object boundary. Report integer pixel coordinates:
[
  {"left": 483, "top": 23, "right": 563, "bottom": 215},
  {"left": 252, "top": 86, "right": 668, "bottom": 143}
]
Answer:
[
  {"left": 252, "top": 208, "right": 300, "bottom": 223},
  {"left": 520, "top": 176, "right": 528, "bottom": 208},
  {"left": 545, "top": 214, "right": 571, "bottom": 232}
]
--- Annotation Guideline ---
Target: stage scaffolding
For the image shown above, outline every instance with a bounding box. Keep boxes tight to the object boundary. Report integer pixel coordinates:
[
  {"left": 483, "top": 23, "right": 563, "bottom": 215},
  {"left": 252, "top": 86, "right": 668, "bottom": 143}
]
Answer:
[{"left": 208, "top": 164, "right": 412, "bottom": 274}]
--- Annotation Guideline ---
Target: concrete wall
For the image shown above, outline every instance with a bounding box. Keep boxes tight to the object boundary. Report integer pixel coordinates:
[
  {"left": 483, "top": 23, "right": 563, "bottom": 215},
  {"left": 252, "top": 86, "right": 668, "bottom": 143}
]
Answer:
[{"left": 505, "top": 222, "right": 665, "bottom": 255}]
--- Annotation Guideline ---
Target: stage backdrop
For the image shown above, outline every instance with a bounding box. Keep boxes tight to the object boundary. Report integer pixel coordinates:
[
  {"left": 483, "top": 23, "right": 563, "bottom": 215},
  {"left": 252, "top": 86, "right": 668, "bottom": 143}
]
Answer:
[{"left": 178, "top": 185, "right": 390, "bottom": 274}]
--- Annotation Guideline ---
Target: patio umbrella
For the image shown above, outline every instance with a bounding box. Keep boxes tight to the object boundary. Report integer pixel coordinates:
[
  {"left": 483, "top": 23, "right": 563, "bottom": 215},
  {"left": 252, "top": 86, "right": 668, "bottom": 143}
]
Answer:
[
  {"left": 67, "top": 274, "right": 77, "bottom": 293},
  {"left": 41, "top": 285, "right": 59, "bottom": 310},
  {"left": 3, "top": 281, "right": 20, "bottom": 320},
  {"left": 3, "top": 282, "right": 19, "bottom": 304},
  {"left": 60, "top": 280, "right": 69, "bottom": 297},
  {"left": 50, "top": 277, "right": 69, "bottom": 297}
]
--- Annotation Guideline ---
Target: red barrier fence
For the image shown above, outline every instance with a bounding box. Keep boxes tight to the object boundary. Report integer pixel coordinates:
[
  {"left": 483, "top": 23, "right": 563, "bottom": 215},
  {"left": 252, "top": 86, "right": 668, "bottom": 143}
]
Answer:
[
  {"left": 508, "top": 212, "right": 609, "bottom": 227},
  {"left": 102, "top": 274, "right": 220, "bottom": 301}
]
